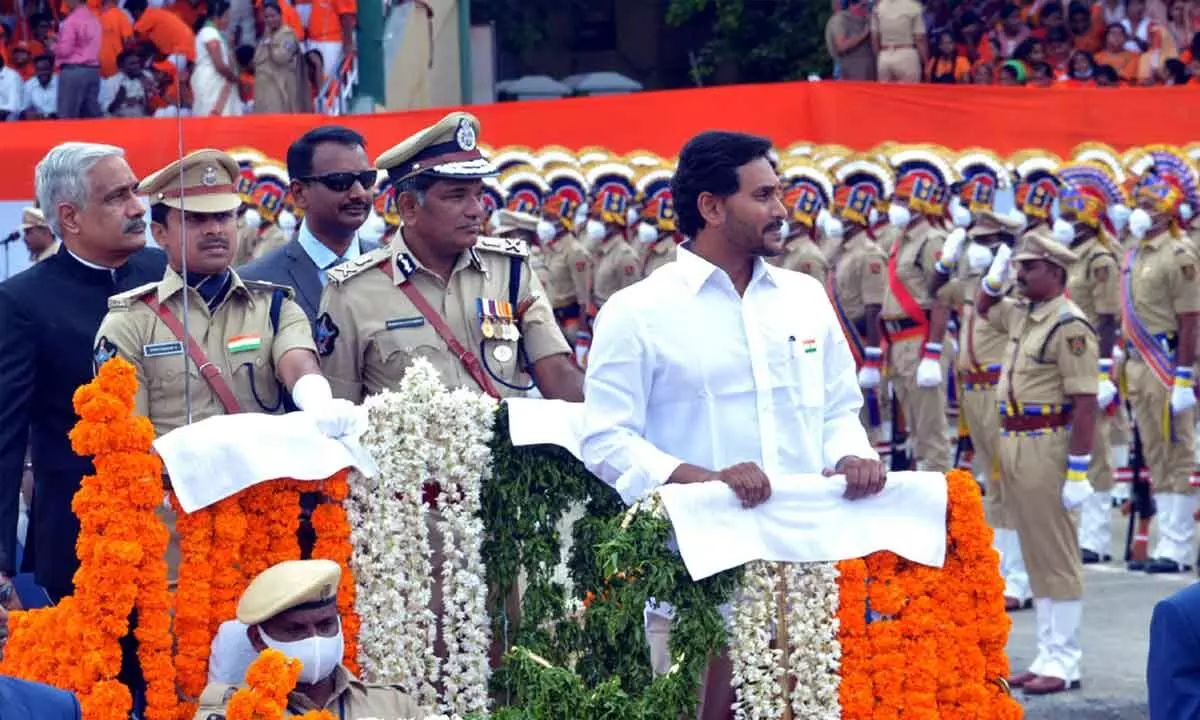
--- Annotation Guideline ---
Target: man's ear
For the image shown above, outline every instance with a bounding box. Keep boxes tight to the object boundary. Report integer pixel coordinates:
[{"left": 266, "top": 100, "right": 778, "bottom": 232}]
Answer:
[
  {"left": 289, "top": 179, "right": 309, "bottom": 213},
  {"left": 246, "top": 624, "right": 266, "bottom": 653},
  {"left": 697, "top": 191, "right": 725, "bottom": 229}
]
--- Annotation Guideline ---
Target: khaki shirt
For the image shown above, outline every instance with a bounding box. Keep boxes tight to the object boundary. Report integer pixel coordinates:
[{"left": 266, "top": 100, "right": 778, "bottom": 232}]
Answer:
[
  {"left": 831, "top": 233, "right": 887, "bottom": 322},
  {"left": 234, "top": 216, "right": 258, "bottom": 267},
  {"left": 871, "top": 0, "right": 926, "bottom": 46},
  {"left": 1125, "top": 231, "right": 1200, "bottom": 335},
  {"left": 34, "top": 240, "right": 60, "bottom": 263},
  {"left": 542, "top": 233, "right": 593, "bottom": 310},
  {"left": 881, "top": 221, "right": 945, "bottom": 319},
  {"left": 987, "top": 294, "right": 1099, "bottom": 406},
  {"left": 193, "top": 665, "right": 424, "bottom": 719},
  {"left": 941, "top": 271, "right": 1008, "bottom": 370},
  {"left": 774, "top": 236, "right": 829, "bottom": 286},
  {"left": 1066, "top": 237, "right": 1120, "bottom": 326},
  {"left": 641, "top": 239, "right": 677, "bottom": 278},
  {"left": 317, "top": 231, "right": 571, "bottom": 402},
  {"left": 874, "top": 223, "right": 902, "bottom": 256},
  {"left": 251, "top": 224, "right": 290, "bottom": 262},
  {"left": 530, "top": 245, "right": 552, "bottom": 295},
  {"left": 95, "top": 268, "right": 314, "bottom": 437},
  {"left": 593, "top": 235, "right": 641, "bottom": 307}
]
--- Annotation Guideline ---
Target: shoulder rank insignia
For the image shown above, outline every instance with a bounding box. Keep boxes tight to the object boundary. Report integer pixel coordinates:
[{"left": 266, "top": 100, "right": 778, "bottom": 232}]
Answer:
[
  {"left": 93, "top": 336, "right": 119, "bottom": 373},
  {"left": 107, "top": 281, "right": 159, "bottom": 310},
  {"left": 315, "top": 313, "right": 340, "bottom": 356},
  {"left": 242, "top": 279, "right": 294, "bottom": 298},
  {"left": 1093, "top": 265, "right": 1108, "bottom": 282},
  {"left": 326, "top": 247, "right": 390, "bottom": 286},
  {"left": 395, "top": 252, "right": 418, "bottom": 279},
  {"left": 475, "top": 235, "right": 529, "bottom": 258},
  {"left": 1066, "top": 335, "right": 1087, "bottom": 356}
]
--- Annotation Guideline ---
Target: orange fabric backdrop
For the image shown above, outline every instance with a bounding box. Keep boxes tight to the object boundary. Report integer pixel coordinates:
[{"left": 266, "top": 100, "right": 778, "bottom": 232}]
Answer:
[{"left": 2, "top": 81, "right": 1199, "bottom": 199}]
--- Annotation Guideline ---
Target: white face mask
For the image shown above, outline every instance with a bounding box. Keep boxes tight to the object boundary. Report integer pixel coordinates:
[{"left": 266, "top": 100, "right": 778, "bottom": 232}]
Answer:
[
  {"left": 822, "top": 215, "right": 845, "bottom": 240},
  {"left": 778, "top": 220, "right": 791, "bottom": 239},
  {"left": 626, "top": 207, "right": 641, "bottom": 227},
  {"left": 585, "top": 219, "right": 607, "bottom": 244},
  {"left": 636, "top": 221, "right": 659, "bottom": 245},
  {"left": 948, "top": 197, "right": 972, "bottom": 228},
  {"left": 243, "top": 208, "right": 262, "bottom": 230},
  {"left": 1051, "top": 217, "right": 1076, "bottom": 244},
  {"left": 1129, "top": 207, "right": 1153, "bottom": 239},
  {"left": 887, "top": 203, "right": 912, "bottom": 228},
  {"left": 259, "top": 622, "right": 345, "bottom": 685},
  {"left": 536, "top": 219, "right": 557, "bottom": 243}
]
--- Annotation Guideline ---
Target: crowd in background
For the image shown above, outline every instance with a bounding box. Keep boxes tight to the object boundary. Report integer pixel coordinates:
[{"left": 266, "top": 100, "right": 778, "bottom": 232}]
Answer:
[
  {"left": 827, "top": 0, "right": 1200, "bottom": 86},
  {"left": 0, "top": 0, "right": 354, "bottom": 120}
]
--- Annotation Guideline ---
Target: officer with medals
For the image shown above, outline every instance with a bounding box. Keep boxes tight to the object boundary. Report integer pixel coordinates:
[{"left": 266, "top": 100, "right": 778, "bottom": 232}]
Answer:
[
  {"left": 94, "top": 149, "right": 360, "bottom": 440},
  {"left": 770, "top": 159, "right": 832, "bottom": 286},
  {"left": 1119, "top": 148, "right": 1200, "bottom": 575},
  {"left": 977, "top": 229, "right": 1099, "bottom": 696},
  {"left": 192, "top": 559, "right": 424, "bottom": 718},
  {"left": 536, "top": 163, "right": 595, "bottom": 348},
  {"left": 1053, "top": 161, "right": 1128, "bottom": 565},
  {"left": 632, "top": 163, "right": 680, "bottom": 278},
  {"left": 583, "top": 162, "right": 643, "bottom": 312},
  {"left": 316, "top": 111, "right": 583, "bottom": 404}
]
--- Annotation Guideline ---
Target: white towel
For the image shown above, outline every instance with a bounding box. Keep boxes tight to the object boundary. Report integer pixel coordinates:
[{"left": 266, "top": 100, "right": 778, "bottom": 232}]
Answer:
[
  {"left": 655, "top": 471, "right": 948, "bottom": 581},
  {"left": 504, "top": 397, "right": 586, "bottom": 461},
  {"left": 153, "top": 412, "right": 378, "bottom": 514}
]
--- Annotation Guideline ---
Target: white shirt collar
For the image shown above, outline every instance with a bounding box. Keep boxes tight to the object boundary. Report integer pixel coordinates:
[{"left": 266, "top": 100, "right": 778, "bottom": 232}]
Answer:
[
  {"left": 66, "top": 248, "right": 117, "bottom": 275},
  {"left": 297, "top": 220, "right": 361, "bottom": 271},
  {"left": 675, "top": 244, "right": 777, "bottom": 296}
]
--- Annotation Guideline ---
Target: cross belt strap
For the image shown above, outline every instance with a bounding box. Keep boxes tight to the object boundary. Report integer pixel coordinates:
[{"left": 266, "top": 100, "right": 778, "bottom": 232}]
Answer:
[
  {"left": 141, "top": 294, "right": 243, "bottom": 414},
  {"left": 381, "top": 262, "right": 503, "bottom": 399}
]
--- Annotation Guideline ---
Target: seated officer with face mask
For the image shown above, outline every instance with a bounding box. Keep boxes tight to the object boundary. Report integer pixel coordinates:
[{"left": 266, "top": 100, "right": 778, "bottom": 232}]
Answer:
[{"left": 194, "top": 559, "right": 424, "bottom": 718}]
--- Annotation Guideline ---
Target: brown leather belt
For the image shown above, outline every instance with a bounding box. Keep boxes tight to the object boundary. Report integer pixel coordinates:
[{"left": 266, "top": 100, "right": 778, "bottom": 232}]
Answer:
[
  {"left": 1001, "top": 413, "right": 1069, "bottom": 433},
  {"left": 960, "top": 368, "right": 1001, "bottom": 386}
]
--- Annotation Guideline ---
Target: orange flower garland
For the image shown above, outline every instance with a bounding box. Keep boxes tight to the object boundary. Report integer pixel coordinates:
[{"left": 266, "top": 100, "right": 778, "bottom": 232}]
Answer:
[
  {"left": 209, "top": 495, "right": 249, "bottom": 636},
  {"left": 228, "top": 649, "right": 338, "bottom": 720},
  {"left": 836, "top": 470, "right": 1021, "bottom": 719},
  {"left": 173, "top": 491, "right": 216, "bottom": 716},
  {"left": 310, "top": 469, "right": 361, "bottom": 676}
]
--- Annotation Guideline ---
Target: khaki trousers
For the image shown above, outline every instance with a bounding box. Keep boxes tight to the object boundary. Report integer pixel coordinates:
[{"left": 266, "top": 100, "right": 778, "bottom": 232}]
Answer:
[
  {"left": 960, "top": 387, "right": 1012, "bottom": 528},
  {"left": 1125, "top": 360, "right": 1196, "bottom": 495},
  {"left": 890, "top": 339, "right": 951, "bottom": 471},
  {"left": 997, "top": 431, "right": 1083, "bottom": 600},
  {"left": 877, "top": 47, "right": 921, "bottom": 82},
  {"left": 1090, "top": 412, "right": 1114, "bottom": 493}
]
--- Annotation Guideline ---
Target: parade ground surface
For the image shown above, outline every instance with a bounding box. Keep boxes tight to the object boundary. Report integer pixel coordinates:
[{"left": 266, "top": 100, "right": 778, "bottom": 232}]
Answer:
[{"left": 1012, "top": 506, "right": 1190, "bottom": 719}]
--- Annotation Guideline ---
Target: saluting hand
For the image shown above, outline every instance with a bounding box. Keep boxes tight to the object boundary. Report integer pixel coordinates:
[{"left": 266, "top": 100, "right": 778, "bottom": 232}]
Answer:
[
  {"left": 827, "top": 456, "right": 887, "bottom": 500},
  {"left": 717, "top": 462, "right": 772, "bottom": 509}
]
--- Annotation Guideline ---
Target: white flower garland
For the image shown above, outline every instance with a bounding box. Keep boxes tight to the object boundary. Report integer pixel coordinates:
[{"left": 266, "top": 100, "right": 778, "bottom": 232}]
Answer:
[
  {"left": 729, "top": 561, "right": 842, "bottom": 720},
  {"left": 351, "top": 359, "right": 497, "bottom": 716}
]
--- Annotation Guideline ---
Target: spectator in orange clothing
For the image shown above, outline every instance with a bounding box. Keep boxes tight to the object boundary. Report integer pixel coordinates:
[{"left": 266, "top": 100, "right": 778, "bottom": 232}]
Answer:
[
  {"left": 306, "top": 0, "right": 356, "bottom": 86},
  {"left": 1069, "top": 1, "right": 1103, "bottom": 53},
  {"left": 8, "top": 42, "right": 36, "bottom": 80},
  {"left": 1094, "top": 23, "right": 1141, "bottom": 81},
  {"left": 169, "top": 0, "right": 207, "bottom": 32},
  {"left": 26, "top": 13, "right": 54, "bottom": 57},
  {"left": 127, "top": 0, "right": 197, "bottom": 70},
  {"left": 1032, "top": 3, "right": 1066, "bottom": 39},
  {"left": 927, "top": 29, "right": 972, "bottom": 82},
  {"left": 98, "top": 0, "right": 134, "bottom": 77}
]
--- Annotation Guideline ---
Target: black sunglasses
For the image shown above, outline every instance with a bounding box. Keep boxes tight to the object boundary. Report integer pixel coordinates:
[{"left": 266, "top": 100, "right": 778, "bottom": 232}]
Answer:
[{"left": 301, "top": 170, "right": 379, "bottom": 192}]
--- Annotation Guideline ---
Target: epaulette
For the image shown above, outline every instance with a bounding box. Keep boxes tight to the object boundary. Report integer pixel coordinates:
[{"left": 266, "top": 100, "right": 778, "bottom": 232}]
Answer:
[
  {"left": 327, "top": 247, "right": 391, "bottom": 286},
  {"left": 475, "top": 235, "right": 529, "bottom": 258},
  {"left": 107, "top": 281, "right": 159, "bottom": 311},
  {"left": 242, "top": 279, "right": 295, "bottom": 299}
]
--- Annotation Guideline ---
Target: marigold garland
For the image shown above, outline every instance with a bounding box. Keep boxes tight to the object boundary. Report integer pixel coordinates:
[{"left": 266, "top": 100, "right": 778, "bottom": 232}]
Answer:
[
  {"left": 209, "top": 495, "right": 249, "bottom": 637},
  {"left": 311, "top": 469, "right": 361, "bottom": 676},
  {"left": 227, "top": 649, "right": 301, "bottom": 720},
  {"left": 172, "top": 491, "right": 216, "bottom": 714}
]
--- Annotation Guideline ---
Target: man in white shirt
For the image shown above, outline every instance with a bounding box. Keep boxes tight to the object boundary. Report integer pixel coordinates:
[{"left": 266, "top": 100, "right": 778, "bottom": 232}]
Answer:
[
  {"left": 0, "top": 54, "right": 23, "bottom": 120},
  {"left": 580, "top": 130, "right": 886, "bottom": 719},
  {"left": 21, "top": 55, "right": 58, "bottom": 120}
]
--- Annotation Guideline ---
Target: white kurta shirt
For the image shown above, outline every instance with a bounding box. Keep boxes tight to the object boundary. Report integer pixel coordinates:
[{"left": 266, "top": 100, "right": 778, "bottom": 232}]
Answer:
[{"left": 581, "top": 245, "right": 876, "bottom": 506}]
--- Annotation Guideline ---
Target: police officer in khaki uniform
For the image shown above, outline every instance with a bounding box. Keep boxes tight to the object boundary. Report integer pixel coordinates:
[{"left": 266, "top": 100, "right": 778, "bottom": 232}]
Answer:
[
  {"left": 632, "top": 165, "right": 679, "bottom": 278},
  {"left": 1120, "top": 167, "right": 1200, "bottom": 575},
  {"left": 94, "top": 149, "right": 359, "bottom": 439},
  {"left": 537, "top": 164, "right": 595, "bottom": 345},
  {"left": 18, "top": 207, "right": 60, "bottom": 263},
  {"left": 193, "top": 559, "right": 425, "bottom": 719},
  {"left": 1055, "top": 163, "right": 1125, "bottom": 564},
  {"left": 932, "top": 209, "right": 1033, "bottom": 610},
  {"left": 584, "top": 163, "right": 642, "bottom": 311},
  {"left": 492, "top": 208, "right": 549, "bottom": 290},
  {"left": 870, "top": 0, "right": 928, "bottom": 82},
  {"left": 317, "top": 112, "right": 584, "bottom": 404},
  {"left": 977, "top": 231, "right": 1098, "bottom": 696}
]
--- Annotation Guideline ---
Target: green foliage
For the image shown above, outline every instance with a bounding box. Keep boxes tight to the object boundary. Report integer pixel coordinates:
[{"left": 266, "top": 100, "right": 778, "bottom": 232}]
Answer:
[
  {"left": 481, "top": 409, "right": 740, "bottom": 719},
  {"left": 666, "top": 0, "right": 835, "bottom": 82},
  {"left": 470, "top": 0, "right": 594, "bottom": 55}
]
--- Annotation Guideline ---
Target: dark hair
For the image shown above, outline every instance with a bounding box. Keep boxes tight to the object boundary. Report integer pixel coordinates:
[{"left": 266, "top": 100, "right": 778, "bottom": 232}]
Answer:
[
  {"left": 1039, "top": 2, "right": 1063, "bottom": 20},
  {"left": 1069, "top": 50, "right": 1096, "bottom": 78},
  {"left": 1045, "top": 26, "right": 1070, "bottom": 43},
  {"left": 33, "top": 53, "right": 53, "bottom": 67},
  {"left": 1000, "top": 3, "right": 1021, "bottom": 20},
  {"left": 670, "top": 131, "right": 773, "bottom": 238},
  {"left": 395, "top": 174, "right": 437, "bottom": 198},
  {"left": 1190, "top": 30, "right": 1200, "bottom": 58},
  {"left": 1067, "top": 1, "right": 1089, "bottom": 20},
  {"left": 1104, "top": 22, "right": 1126, "bottom": 38},
  {"left": 285, "top": 126, "right": 367, "bottom": 179},
  {"left": 261, "top": 0, "right": 282, "bottom": 14},
  {"left": 124, "top": 0, "right": 146, "bottom": 17},
  {"left": 1094, "top": 64, "right": 1120, "bottom": 83},
  {"left": 234, "top": 44, "right": 254, "bottom": 67},
  {"left": 1164, "top": 57, "right": 1190, "bottom": 84},
  {"left": 1013, "top": 37, "right": 1041, "bottom": 61},
  {"left": 150, "top": 203, "right": 171, "bottom": 227},
  {"left": 999, "top": 63, "right": 1023, "bottom": 82},
  {"left": 1031, "top": 61, "right": 1053, "bottom": 78},
  {"left": 958, "top": 9, "right": 981, "bottom": 28}
]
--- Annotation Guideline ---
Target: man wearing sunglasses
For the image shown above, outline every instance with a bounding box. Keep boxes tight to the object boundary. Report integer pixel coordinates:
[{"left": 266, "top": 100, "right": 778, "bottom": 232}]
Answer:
[{"left": 241, "top": 126, "right": 380, "bottom": 324}]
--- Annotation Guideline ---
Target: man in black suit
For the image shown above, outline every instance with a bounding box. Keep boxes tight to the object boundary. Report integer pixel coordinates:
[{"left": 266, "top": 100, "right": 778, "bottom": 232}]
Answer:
[
  {"left": 240, "top": 126, "right": 377, "bottom": 323},
  {"left": 0, "top": 675, "right": 81, "bottom": 720},
  {"left": 0, "top": 142, "right": 166, "bottom": 601}
]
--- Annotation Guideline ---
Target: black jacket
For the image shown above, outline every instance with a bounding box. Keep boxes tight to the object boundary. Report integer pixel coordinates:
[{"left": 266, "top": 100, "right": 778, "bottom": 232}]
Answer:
[{"left": 0, "top": 244, "right": 166, "bottom": 591}]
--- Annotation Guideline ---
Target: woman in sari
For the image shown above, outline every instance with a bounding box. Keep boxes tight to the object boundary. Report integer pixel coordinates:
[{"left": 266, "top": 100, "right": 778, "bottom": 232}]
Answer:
[
  {"left": 252, "top": 0, "right": 310, "bottom": 113},
  {"left": 191, "top": 0, "right": 242, "bottom": 116}
]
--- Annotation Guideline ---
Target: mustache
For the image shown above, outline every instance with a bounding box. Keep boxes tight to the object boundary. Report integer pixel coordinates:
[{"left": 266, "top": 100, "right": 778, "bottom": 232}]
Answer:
[
  {"left": 763, "top": 221, "right": 784, "bottom": 234},
  {"left": 340, "top": 202, "right": 370, "bottom": 214},
  {"left": 124, "top": 219, "right": 146, "bottom": 233},
  {"left": 198, "top": 237, "right": 230, "bottom": 250}
]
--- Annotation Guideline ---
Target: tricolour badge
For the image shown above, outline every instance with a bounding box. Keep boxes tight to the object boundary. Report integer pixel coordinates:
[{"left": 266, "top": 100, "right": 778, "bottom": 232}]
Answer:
[
  {"left": 315, "top": 313, "right": 340, "bottom": 357},
  {"left": 227, "top": 334, "right": 262, "bottom": 353},
  {"left": 803, "top": 338, "right": 818, "bottom": 354}
]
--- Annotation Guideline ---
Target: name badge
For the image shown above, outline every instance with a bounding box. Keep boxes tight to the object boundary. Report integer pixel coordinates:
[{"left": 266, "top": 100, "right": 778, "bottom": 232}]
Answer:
[
  {"left": 386, "top": 317, "right": 425, "bottom": 330},
  {"left": 143, "top": 341, "right": 184, "bottom": 358}
]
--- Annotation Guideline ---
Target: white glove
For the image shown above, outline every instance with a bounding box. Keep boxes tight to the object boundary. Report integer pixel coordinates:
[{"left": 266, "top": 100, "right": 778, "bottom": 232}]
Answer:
[
  {"left": 949, "top": 199, "right": 972, "bottom": 228},
  {"left": 916, "top": 343, "right": 943, "bottom": 388},
  {"left": 1171, "top": 368, "right": 1197, "bottom": 414},
  {"left": 965, "top": 242, "right": 993, "bottom": 273},
  {"left": 1063, "top": 454, "right": 1094, "bottom": 510},
  {"left": 937, "top": 228, "right": 968, "bottom": 273},
  {"left": 1097, "top": 359, "right": 1117, "bottom": 409},
  {"left": 858, "top": 347, "right": 882, "bottom": 389},
  {"left": 1112, "top": 344, "right": 1125, "bottom": 365},
  {"left": 291, "top": 374, "right": 366, "bottom": 439},
  {"left": 887, "top": 203, "right": 912, "bottom": 228},
  {"left": 982, "top": 244, "right": 1013, "bottom": 296}
]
